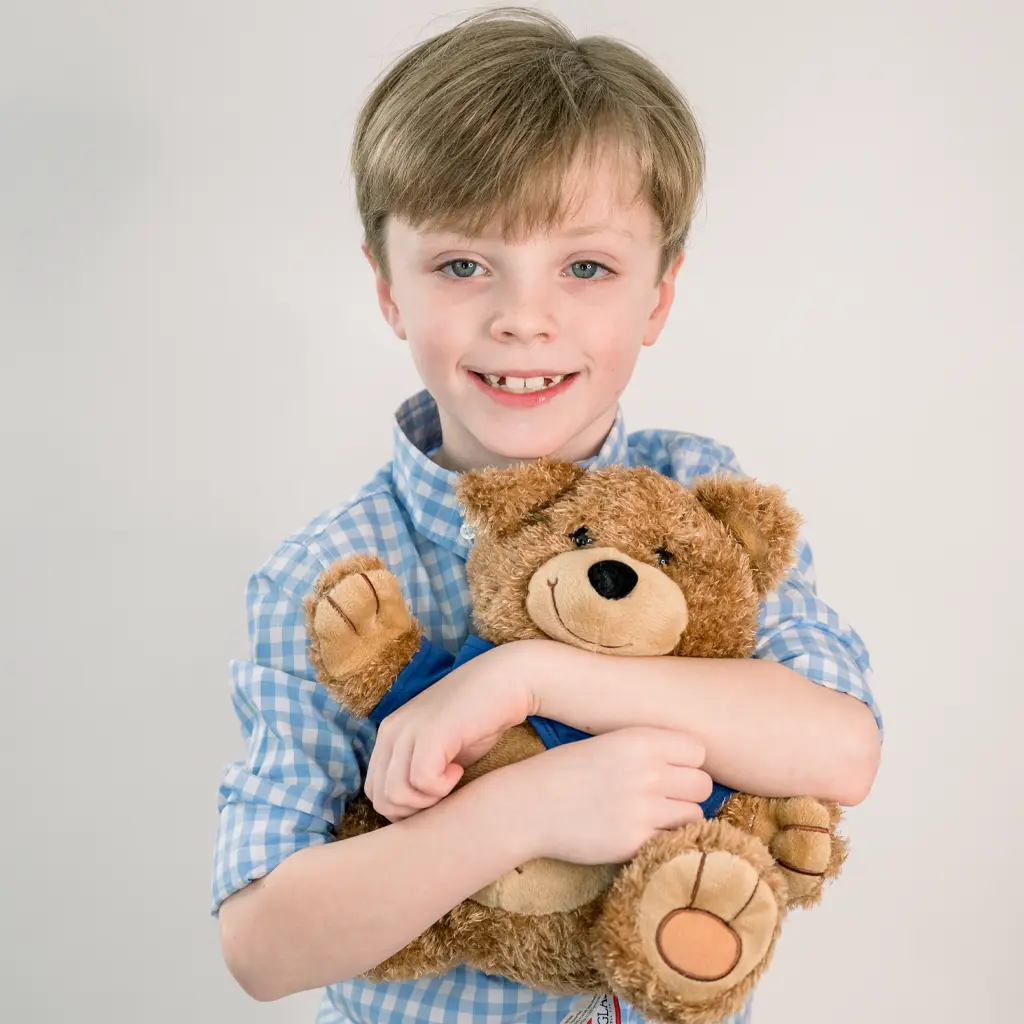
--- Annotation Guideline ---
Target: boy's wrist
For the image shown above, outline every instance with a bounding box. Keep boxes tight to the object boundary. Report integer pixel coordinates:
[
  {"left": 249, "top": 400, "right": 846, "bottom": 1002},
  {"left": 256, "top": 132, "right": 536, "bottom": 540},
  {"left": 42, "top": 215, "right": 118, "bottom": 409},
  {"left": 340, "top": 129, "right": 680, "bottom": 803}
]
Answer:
[
  {"left": 447, "top": 759, "right": 546, "bottom": 863},
  {"left": 496, "top": 636, "right": 570, "bottom": 719},
  {"left": 510, "top": 636, "right": 595, "bottom": 724},
  {"left": 475, "top": 638, "right": 546, "bottom": 723}
]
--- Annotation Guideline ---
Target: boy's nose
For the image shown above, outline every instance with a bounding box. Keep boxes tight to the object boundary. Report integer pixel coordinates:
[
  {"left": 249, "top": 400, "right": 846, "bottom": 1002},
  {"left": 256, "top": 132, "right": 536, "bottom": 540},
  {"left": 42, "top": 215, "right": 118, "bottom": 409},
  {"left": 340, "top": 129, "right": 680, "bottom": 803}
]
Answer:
[
  {"left": 490, "top": 285, "right": 557, "bottom": 342},
  {"left": 588, "top": 560, "right": 639, "bottom": 600}
]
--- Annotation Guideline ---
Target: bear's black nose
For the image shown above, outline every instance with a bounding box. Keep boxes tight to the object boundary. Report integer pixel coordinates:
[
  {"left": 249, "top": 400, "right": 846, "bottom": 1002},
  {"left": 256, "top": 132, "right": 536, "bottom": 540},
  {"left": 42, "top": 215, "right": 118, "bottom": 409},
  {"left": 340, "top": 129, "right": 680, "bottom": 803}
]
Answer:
[{"left": 587, "top": 560, "right": 638, "bottom": 600}]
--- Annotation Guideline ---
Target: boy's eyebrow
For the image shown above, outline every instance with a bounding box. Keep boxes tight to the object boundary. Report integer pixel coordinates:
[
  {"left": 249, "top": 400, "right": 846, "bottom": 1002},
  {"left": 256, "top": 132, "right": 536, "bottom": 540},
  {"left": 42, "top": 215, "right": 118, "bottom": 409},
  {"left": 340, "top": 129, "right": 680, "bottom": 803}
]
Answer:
[
  {"left": 421, "top": 224, "right": 635, "bottom": 242},
  {"left": 558, "top": 224, "right": 634, "bottom": 240}
]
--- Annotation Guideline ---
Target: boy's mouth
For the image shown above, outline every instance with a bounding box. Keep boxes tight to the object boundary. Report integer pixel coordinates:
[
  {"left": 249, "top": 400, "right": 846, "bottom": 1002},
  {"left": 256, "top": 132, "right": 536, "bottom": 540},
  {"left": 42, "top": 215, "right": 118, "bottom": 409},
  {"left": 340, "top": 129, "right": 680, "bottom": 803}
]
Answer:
[{"left": 470, "top": 371, "right": 578, "bottom": 394}]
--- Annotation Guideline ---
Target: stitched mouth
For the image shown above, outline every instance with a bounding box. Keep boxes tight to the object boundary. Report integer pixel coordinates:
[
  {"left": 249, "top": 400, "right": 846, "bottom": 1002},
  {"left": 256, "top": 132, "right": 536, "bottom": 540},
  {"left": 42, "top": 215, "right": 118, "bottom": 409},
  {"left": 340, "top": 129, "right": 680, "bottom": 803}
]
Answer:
[{"left": 547, "top": 579, "right": 631, "bottom": 650}]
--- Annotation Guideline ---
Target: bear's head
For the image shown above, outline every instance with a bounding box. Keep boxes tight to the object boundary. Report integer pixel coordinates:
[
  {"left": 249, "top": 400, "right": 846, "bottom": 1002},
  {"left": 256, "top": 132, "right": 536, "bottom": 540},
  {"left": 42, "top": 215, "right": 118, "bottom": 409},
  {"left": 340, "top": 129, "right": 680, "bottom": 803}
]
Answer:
[{"left": 456, "top": 460, "right": 802, "bottom": 658}]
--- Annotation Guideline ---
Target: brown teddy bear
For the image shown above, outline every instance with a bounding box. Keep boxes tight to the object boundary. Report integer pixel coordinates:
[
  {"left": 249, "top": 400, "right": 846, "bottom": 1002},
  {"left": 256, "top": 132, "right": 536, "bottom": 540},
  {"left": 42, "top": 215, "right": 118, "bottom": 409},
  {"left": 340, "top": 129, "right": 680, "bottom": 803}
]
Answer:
[{"left": 303, "top": 460, "right": 846, "bottom": 1024}]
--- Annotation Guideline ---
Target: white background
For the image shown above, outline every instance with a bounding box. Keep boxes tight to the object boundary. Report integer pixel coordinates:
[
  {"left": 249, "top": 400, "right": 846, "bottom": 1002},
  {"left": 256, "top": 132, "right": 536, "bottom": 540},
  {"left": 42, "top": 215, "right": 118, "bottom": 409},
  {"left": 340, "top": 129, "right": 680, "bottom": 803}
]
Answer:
[{"left": 2, "top": 1, "right": 1020, "bottom": 1021}]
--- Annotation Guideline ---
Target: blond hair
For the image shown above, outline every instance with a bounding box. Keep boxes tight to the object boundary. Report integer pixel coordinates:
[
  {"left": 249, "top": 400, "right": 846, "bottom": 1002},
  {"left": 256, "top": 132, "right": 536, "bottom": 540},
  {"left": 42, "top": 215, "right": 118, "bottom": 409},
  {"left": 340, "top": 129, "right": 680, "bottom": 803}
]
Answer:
[{"left": 351, "top": 6, "right": 705, "bottom": 283}]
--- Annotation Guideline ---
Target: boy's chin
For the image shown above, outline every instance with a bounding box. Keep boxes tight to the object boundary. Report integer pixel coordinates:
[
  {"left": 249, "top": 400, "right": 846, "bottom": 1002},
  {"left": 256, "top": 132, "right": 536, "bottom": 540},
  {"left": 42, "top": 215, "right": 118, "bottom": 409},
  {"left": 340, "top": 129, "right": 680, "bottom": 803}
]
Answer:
[
  {"left": 475, "top": 427, "right": 586, "bottom": 465},
  {"left": 438, "top": 400, "right": 611, "bottom": 468}
]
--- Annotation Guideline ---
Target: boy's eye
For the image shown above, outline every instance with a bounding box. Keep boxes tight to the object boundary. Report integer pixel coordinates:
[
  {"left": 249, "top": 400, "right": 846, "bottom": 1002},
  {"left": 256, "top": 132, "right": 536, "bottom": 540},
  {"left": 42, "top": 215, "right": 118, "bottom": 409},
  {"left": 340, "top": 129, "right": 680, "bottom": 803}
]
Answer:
[
  {"left": 656, "top": 548, "right": 673, "bottom": 566},
  {"left": 570, "top": 526, "right": 593, "bottom": 547},
  {"left": 438, "top": 258, "right": 482, "bottom": 279},
  {"left": 569, "top": 260, "right": 610, "bottom": 281},
  {"left": 435, "top": 259, "right": 613, "bottom": 281}
]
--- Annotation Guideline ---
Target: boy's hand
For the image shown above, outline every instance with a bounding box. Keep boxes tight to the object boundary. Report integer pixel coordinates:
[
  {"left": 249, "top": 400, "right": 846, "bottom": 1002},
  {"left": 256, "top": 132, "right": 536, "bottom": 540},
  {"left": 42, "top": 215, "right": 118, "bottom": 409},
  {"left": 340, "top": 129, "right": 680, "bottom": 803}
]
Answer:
[
  {"left": 364, "top": 644, "right": 531, "bottom": 822},
  {"left": 489, "top": 726, "right": 713, "bottom": 865}
]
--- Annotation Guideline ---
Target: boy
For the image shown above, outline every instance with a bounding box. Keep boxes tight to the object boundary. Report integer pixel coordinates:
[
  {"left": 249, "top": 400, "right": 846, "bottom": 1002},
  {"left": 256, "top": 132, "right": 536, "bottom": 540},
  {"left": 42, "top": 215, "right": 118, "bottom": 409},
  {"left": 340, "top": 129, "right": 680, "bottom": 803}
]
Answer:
[{"left": 212, "top": 8, "right": 882, "bottom": 1023}]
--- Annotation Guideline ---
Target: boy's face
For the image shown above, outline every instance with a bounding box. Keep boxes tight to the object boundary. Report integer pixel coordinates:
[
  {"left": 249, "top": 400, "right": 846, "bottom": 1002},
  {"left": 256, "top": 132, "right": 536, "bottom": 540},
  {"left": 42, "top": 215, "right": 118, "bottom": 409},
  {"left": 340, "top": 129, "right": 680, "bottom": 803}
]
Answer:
[{"left": 364, "top": 155, "right": 684, "bottom": 471}]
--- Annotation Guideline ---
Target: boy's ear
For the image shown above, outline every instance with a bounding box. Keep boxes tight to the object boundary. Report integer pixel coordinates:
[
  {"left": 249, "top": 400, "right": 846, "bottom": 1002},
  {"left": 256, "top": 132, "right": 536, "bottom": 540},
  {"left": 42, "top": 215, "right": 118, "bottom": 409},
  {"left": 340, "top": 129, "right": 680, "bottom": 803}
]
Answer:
[
  {"left": 693, "top": 476, "right": 803, "bottom": 595},
  {"left": 455, "top": 459, "right": 586, "bottom": 539},
  {"left": 363, "top": 246, "right": 405, "bottom": 339}
]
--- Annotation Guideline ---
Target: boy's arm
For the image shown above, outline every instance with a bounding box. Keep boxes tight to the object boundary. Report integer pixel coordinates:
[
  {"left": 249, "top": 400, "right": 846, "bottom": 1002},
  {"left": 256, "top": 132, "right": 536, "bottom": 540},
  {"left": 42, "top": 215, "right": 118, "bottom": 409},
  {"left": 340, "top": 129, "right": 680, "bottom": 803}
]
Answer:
[
  {"left": 220, "top": 724, "right": 710, "bottom": 1000},
  {"left": 214, "top": 557, "right": 537, "bottom": 999},
  {"left": 218, "top": 766, "right": 538, "bottom": 1000},
  {"left": 526, "top": 640, "right": 879, "bottom": 805},
  {"left": 365, "top": 537, "right": 880, "bottom": 813},
  {"left": 526, "top": 534, "right": 881, "bottom": 806},
  {"left": 215, "top": 549, "right": 712, "bottom": 1000}
]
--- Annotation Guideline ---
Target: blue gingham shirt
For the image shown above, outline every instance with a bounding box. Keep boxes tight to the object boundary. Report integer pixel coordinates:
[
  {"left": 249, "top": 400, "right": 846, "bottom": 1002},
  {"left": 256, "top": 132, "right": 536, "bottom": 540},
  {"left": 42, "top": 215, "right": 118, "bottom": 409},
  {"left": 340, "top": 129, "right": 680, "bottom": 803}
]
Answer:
[{"left": 212, "top": 389, "right": 881, "bottom": 1024}]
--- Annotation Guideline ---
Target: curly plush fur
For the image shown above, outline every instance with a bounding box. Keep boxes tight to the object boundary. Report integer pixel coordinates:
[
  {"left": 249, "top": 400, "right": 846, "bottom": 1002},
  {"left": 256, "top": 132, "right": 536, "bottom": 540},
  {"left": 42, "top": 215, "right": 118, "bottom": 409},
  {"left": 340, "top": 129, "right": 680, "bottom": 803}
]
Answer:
[{"left": 304, "top": 460, "right": 847, "bottom": 1024}]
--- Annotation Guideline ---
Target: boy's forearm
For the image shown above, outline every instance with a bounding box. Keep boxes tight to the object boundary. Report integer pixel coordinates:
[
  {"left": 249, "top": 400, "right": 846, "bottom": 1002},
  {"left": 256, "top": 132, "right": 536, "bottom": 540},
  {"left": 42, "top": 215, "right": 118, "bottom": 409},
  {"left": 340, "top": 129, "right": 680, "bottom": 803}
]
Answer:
[
  {"left": 218, "top": 770, "right": 535, "bottom": 1002},
  {"left": 521, "top": 639, "right": 880, "bottom": 805}
]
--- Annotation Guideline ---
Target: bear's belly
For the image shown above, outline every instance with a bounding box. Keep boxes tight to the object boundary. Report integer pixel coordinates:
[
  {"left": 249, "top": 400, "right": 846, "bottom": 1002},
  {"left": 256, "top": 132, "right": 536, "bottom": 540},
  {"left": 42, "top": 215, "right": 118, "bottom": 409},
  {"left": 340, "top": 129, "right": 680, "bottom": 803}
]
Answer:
[{"left": 470, "top": 858, "right": 618, "bottom": 914}]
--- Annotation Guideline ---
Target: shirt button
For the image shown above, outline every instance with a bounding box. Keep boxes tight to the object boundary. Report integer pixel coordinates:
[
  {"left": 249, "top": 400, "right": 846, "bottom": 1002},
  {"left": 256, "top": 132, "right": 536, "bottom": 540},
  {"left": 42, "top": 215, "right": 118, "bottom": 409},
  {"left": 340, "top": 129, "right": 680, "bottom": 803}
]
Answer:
[{"left": 460, "top": 521, "right": 476, "bottom": 542}]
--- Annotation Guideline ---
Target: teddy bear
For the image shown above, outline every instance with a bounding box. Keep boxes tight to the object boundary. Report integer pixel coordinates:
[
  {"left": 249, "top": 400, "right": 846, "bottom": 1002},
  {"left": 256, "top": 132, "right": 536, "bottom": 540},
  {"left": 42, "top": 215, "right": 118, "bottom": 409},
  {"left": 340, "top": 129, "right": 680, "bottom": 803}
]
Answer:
[{"left": 302, "top": 459, "right": 847, "bottom": 1024}]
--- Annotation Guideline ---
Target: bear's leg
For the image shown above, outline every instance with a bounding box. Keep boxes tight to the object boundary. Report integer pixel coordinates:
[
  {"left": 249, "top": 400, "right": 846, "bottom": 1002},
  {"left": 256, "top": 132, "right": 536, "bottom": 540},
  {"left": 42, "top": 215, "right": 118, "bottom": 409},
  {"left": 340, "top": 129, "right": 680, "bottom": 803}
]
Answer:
[
  {"left": 593, "top": 820, "right": 788, "bottom": 1024},
  {"left": 448, "top": 898, "right": 605, "bottom": 994},
  {"left": 362, "top": 918, "right": 459, "bottom": 983}
]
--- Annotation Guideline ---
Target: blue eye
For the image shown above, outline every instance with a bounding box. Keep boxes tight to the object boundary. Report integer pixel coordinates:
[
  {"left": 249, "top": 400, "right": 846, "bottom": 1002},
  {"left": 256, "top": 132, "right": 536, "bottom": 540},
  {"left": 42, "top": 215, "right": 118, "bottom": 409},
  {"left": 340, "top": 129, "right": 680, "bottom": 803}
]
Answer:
[
  {"left": 438, "top": 259, "right": 481, "bottom": 279},
  {"left": 436, "top": 259, "right": 613, "bottom": 280},
  {"left": 569, "top": 261, "right": 610, "bottom": 280}
]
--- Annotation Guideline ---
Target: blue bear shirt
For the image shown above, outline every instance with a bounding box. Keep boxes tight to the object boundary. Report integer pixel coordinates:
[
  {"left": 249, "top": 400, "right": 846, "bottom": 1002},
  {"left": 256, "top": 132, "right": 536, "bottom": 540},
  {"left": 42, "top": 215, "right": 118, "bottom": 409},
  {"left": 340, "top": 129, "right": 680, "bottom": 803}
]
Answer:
[{"left": 369, "top": 634, "right": 734, "bottom": 819}]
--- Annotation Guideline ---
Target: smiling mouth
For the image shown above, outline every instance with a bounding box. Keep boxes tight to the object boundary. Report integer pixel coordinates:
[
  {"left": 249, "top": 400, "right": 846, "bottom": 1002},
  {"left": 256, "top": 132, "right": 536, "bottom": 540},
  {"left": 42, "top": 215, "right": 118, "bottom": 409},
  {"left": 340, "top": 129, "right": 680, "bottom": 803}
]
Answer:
[
  {"left": 547, "top": 579, "right": 631, "bottom": 650},
  {"left": 472, "top": 371, "right": 578, "bottom": 394}
]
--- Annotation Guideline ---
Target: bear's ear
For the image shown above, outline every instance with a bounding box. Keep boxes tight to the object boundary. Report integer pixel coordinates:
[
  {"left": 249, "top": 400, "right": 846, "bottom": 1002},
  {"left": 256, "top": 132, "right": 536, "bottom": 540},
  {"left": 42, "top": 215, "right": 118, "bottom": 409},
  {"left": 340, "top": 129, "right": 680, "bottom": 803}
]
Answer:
[
  {"left": 455, "top": 458, "right": 586, "bottom": 539},
  {"left": 693, "top": 476, "right": 803, "bottom": 595}
]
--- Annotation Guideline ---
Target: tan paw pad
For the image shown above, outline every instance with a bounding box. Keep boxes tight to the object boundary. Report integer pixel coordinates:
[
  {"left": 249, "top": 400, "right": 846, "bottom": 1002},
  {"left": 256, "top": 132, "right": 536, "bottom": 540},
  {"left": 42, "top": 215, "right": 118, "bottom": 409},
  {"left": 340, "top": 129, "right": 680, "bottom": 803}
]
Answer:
[
  {"left": 312, "top": 569, "right": 411, "bottom": 676},
  {"left": 639, "top": 850, "right": 780, "bottom": 1000}
]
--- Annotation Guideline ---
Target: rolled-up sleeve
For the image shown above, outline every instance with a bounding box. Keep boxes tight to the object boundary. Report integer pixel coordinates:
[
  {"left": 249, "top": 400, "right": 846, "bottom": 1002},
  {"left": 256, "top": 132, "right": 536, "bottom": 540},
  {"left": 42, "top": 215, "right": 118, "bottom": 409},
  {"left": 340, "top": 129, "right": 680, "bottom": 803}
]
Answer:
[
  {"left": 755, "top": 537, "right": 882, "bottom": 736},
  {"left": 211, "top": 543, "right": 375, "bottom": 915},
  {"left": 670, "top": 437, "right": 882, "bottom": 739}
]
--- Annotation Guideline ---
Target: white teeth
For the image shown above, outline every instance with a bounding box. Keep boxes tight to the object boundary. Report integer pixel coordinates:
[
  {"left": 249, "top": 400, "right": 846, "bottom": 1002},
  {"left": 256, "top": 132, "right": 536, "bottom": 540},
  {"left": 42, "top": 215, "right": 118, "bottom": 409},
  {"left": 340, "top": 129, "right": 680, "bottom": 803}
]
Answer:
[{"left": 481, "top": 373, "right": 567, "bottom": 393}]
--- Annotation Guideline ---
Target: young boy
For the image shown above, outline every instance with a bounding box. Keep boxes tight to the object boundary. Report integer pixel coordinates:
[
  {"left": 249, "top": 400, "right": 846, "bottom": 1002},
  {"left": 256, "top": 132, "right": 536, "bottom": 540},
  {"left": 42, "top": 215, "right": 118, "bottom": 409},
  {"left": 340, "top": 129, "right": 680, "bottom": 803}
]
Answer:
[{"left": 212, "top": 8, "right": 882, "bottom": 1023}]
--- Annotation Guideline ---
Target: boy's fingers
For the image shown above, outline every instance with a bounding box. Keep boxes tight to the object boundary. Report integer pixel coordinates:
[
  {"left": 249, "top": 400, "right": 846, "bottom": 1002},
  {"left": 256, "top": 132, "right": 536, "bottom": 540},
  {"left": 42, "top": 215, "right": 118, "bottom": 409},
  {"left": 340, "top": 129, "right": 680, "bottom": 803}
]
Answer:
[
  {"left": 612, "top": 726, "right": 705, "bottom": 768},
  {"left": 373, "top": 783, "right": 437, "bottom": 822},
  {"left": 409, "top": 743, "right": 456, "bottom": 797},
  {"left": 657, "top": 800, "right": 705, "bottom": 829},
  {"left": 663, "top": 766, "right": 714, "bottom": 803},
  {"left": 363, "top": 758, "right": 380, "bottom": 803},
  {"left": 440, "top": 762, "right": 463, "bottom": 793},
  {"left": 383, "top": 771, "right": 424, "bottom": 811},
  {"left": 364, "top": 732, "right": 395, "bottom": 800},
  {"left": 388, "top": 786, "right": 437, "bottom": 813},
  {"left": 657, "top": 730, "right": 706, "bottom": 768}
]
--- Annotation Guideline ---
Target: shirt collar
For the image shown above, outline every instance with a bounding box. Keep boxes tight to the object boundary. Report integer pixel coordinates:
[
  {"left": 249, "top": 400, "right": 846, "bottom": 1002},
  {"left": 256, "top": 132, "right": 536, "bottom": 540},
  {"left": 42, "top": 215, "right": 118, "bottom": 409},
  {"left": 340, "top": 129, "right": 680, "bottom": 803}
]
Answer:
[{"left": 391, "top": 389, "right": 630, "bottom": 556}]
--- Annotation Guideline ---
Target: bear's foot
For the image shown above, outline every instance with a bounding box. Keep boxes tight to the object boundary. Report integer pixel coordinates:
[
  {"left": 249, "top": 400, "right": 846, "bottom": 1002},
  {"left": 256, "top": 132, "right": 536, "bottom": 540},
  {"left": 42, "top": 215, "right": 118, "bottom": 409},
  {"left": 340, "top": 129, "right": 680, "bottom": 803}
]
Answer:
[
  {"left": 647, "top": 850, "right": 775, "bottom": 987},
  {"left": 720, "top": 793, "right": 847, "bottom": 910},
  {"left": 594, "top": 820, "right": 788, "bottom": 1024},
  {"left": 768, "top": 796, "right": 845, "bottom": 908}
]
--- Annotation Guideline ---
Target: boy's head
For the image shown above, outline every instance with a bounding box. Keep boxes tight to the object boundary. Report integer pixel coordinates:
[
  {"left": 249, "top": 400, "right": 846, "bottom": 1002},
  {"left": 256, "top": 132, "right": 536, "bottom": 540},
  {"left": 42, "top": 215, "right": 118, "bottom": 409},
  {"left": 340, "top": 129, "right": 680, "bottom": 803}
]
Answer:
[{"left": 351, "top": 7, "right": 705, "bottom": 470}]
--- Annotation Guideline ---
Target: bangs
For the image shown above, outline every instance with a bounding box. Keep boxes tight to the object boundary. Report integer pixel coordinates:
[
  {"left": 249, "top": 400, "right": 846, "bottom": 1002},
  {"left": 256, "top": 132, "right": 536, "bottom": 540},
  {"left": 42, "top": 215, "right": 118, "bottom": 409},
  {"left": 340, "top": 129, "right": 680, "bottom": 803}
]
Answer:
[
  {"left": 352, "top": 9, "right": 704, "bottom": 280},
  {"left": 393, "top": 105, "right": 650, "bottom": 246}
]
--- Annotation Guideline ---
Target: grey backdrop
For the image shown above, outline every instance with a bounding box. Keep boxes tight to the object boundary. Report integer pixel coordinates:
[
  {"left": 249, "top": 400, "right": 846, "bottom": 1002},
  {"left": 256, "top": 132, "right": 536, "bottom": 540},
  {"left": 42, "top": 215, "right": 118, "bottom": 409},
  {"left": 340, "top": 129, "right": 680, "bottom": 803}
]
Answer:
[{"left": 2, "top": 1, "right": 1020, "bottom": 1021}]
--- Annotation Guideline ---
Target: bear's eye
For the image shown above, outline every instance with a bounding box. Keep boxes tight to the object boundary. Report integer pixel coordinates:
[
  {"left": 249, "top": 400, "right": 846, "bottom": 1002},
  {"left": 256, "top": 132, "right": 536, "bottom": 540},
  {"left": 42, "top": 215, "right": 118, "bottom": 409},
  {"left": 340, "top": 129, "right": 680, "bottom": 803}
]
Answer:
[
  {"left": 570, "top": 526, "right": 593, "bottom": 548},
  {"left": 656, "top": 548, "right": 674, "bottom": 566}
]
